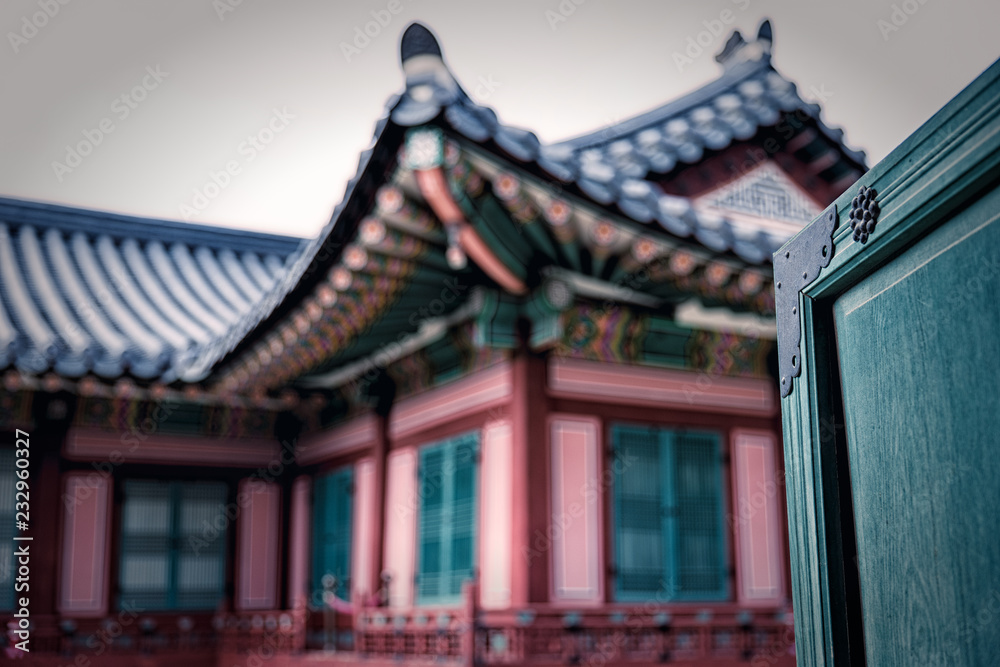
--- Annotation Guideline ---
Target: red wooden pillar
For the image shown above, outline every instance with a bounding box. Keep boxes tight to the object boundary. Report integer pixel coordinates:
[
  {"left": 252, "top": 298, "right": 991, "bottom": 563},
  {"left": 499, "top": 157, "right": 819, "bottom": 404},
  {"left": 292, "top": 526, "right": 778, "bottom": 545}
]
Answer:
[
  {"left": 351, "top": 457, "right": 376, "bottom": 605},
  {"left": 34, "top": 445, "right": 63, "bottom": 615},
  {"left": 36, "top": 392, "right": 76, "bottom": 617},
  {"left": 370, "top": 414, "right": 389, "bottom": 602},
  {"left": 510, "top": 345, "right": 550, "bottom": 604}
]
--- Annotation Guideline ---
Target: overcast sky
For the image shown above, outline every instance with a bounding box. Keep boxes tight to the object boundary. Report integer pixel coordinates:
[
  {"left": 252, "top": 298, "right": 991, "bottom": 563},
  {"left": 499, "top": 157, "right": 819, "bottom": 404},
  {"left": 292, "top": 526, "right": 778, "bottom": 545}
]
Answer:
[{"left": 1, "top": 0, "right": 997, "bottom": 238}]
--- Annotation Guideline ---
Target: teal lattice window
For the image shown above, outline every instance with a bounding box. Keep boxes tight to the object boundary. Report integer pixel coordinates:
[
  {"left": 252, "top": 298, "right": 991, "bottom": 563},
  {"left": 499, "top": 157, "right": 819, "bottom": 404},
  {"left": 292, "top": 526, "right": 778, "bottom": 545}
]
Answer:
[
  {"left": 312, "top": 466, "right": 354, "bottom": 603},
  {"left": 0, "top": 448, "right": 14, "bottom": 611},
  {"left": 118, "top": 480, "right": 227, "bottom": 610},
  {"left": 612, "top": 425, "right": 728, "bottom": 601},
  {"left": 416, "top": 432, "right": 479, "bottom": 605}
]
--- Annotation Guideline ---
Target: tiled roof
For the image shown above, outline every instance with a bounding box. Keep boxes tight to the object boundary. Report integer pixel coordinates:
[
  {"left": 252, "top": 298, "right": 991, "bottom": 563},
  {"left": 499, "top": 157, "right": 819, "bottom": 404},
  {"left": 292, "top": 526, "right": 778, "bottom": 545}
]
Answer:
[
  {"left": 0, "top": 197, "right": 302, "bottom": 379},
  {"left": 0, "top": 20, "right": 865, "bottom": 386},
  {"left": 389, "top": 22, "right": 865, "bottom": 265}
]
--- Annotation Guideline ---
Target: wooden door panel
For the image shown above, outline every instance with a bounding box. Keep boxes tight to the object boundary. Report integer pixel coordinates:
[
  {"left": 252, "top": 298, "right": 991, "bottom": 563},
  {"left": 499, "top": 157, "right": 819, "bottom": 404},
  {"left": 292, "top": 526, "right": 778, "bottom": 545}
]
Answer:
[
  {"left": 778, "top": 56, "right": 1000, "bottom": 667},
  {"left": 833, "top": 184, "right": 1000, "bottom": 665}
]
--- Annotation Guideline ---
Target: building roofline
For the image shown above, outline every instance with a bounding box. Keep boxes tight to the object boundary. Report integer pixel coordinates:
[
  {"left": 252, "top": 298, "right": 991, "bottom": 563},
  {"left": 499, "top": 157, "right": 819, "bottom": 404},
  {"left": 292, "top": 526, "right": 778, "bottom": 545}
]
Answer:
[
  {"left": 0, "top": 195, "right": 305, "bottom": 257},
  {"left": 556, "top": 58, "right": 773, "bottom": 150}
]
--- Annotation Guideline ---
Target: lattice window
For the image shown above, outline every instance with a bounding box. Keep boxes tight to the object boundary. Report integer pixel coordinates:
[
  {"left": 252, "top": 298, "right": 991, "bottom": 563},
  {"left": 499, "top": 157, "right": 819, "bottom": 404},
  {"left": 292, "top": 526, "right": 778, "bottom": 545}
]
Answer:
[
  {"left": 0, "top": 448, "right": 14, "bottom": 611},
  {"left": 416, "top": 432, "right": 479, "bottom": 605},
  {"left": 612, "top": 425, "right": 727, "bottom": 601},
  {"left": 118, "top": 480, "right": 227, "bottom": 610},
  {"left": 312, "top": 466, "right": 354, "bottom": 602}
]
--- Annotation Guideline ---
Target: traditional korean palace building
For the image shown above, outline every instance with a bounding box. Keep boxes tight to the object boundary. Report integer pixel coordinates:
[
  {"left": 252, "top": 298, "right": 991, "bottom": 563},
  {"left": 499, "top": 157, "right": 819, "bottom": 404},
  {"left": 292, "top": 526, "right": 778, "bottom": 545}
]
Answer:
[{"left": 0, "top": 22, "right": 865, "bottom": 667}]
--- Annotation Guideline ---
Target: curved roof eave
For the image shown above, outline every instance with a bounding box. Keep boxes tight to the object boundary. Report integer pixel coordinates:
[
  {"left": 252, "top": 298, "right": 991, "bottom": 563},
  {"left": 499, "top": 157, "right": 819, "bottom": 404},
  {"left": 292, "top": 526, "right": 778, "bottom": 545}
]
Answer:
[{"left": 183, "top": 20, "right": 866, "bottom": 384}]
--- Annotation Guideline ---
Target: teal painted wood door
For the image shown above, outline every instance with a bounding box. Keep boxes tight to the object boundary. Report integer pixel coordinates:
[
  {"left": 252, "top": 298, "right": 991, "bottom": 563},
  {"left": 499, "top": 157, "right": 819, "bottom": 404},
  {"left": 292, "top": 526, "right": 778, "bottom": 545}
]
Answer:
[
  {"left": 834, "top": 184, "right": 1000, "bottom": 665},
  {"left": 776, "top": 58, "right": 1000, "bottom": 665}
]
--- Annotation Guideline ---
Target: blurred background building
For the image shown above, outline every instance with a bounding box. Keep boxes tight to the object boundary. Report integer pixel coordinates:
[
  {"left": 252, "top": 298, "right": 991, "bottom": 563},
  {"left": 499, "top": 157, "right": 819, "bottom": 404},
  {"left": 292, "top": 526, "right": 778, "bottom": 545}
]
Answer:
[{"left": 0, "top": 21, "right": 865, "bottom": 666}]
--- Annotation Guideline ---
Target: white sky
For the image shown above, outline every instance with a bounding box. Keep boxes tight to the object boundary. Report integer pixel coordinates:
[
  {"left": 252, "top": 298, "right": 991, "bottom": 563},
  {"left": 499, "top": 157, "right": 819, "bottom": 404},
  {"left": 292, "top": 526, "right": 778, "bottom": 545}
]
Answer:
[{"left": 1, "top": 0, "right": 997, "bottom": 239}]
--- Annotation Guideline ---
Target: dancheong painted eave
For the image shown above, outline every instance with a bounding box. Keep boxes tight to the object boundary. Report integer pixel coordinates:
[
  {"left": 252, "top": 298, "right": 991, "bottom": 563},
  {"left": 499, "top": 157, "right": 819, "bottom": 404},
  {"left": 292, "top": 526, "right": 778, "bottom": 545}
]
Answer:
[
  {"left": 387, "top": 20, "right": 866, "bottom": 263},
  {"left": 0, "top": 18, "right": 864, "bottom": 394},
  {"left": 0, "top": 196, "right": 304, "bottom": 381},
  {"left": 189, "top": 20, "right": 865, "bottom": 392}
]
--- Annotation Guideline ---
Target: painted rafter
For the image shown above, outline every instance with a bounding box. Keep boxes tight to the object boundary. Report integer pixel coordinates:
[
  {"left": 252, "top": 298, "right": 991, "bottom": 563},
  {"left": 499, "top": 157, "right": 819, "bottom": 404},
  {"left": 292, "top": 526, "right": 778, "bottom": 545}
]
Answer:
[
  {"left": 404, "top": 127, "right": 529, "bottom": 296},
  {"left": 213, "top": 165, "right": 463, "bottom": 395},
  {"left": 451, "top": 142, "right": 775, "bottom": 315}
]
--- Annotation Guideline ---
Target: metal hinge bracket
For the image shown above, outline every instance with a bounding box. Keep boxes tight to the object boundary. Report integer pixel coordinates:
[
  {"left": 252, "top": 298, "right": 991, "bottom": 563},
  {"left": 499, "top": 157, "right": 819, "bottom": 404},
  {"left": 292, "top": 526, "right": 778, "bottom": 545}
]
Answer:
[{"left": 773, "top": 205, "right": 837, "bottom": 398}]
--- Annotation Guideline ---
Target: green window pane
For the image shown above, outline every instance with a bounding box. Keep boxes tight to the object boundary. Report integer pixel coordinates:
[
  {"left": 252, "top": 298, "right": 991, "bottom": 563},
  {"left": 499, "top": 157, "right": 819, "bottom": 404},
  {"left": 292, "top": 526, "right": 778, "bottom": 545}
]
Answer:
[
  {"left": 672, "top": 432, "right": 727, "bottom": 600},
  {"left": 417, "top": 432, "right": 479, "bottom": 605},
  {"left": 447, "top": 436, "right": 477, "bottom": 597},
  {"left": 612, "top": 425, "right": 727, "bottom": 602},
  {"left": 312, "top": 466, "right": 353, "bottom": 602},
  {"left": 611, "top": 425, "right": 668, "bottom": 599},
  {"left": 120, "top": 480, "right": 173, "bottom": 609},
  {"left": 0, "top": 449, "right": 17, "bottom": 611},
  {"left": 119, "top": 480, "right": 227, "bottom": 611},
  {"left": 176, "top": 482, "right": 227, "bottom": 609}
]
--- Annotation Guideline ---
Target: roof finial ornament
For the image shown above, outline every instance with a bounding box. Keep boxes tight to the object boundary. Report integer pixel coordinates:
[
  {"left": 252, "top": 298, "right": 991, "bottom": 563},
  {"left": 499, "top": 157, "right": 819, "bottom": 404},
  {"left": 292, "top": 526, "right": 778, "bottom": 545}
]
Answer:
[
  {"left": 715, "top": 30, "right": 746, "bottom": 65},
  {"left": 757, "top": 19, "right": 772, "bottom": 46},
  {"left": 393, "top": 22, "right": 460, "bottom": 122},
  {"left": 400, "top": 22, "right": 442, "bottom": 64},
  {"left": 715, "top": 19, "right": 773, "bottom": 69}
]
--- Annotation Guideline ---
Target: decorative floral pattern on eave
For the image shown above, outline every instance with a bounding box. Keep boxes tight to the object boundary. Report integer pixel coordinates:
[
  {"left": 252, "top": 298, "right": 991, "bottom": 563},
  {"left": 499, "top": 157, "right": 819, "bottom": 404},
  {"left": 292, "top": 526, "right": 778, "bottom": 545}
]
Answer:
[{"left": 454, "top": 149, "right": 776, "bottom": 316}]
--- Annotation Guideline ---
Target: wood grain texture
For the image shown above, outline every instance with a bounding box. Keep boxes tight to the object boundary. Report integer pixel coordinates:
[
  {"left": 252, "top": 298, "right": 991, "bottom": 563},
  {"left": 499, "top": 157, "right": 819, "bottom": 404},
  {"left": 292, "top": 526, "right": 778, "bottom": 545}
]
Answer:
[{"left": 834, "top": 184, "right": 1000, "bottom": 665}]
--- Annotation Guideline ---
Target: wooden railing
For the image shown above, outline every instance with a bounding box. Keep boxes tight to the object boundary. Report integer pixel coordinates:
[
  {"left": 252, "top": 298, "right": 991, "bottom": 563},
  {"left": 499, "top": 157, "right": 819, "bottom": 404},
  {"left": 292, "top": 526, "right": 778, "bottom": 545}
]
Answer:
[
  {"left": 216, "top": 608, "right": 308, "bottom": 655},
  {"left": 353, "top": 584, "right": 796, "bottom": 666},
  {"left": 355, "top": 583, "right": 477, "bottom": 663},
  {"left": 473, "top": 607, "right": 795, "bottom": 665},
  {"left": 10, "top": 593, "right": 795, "bottom": 666}
]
